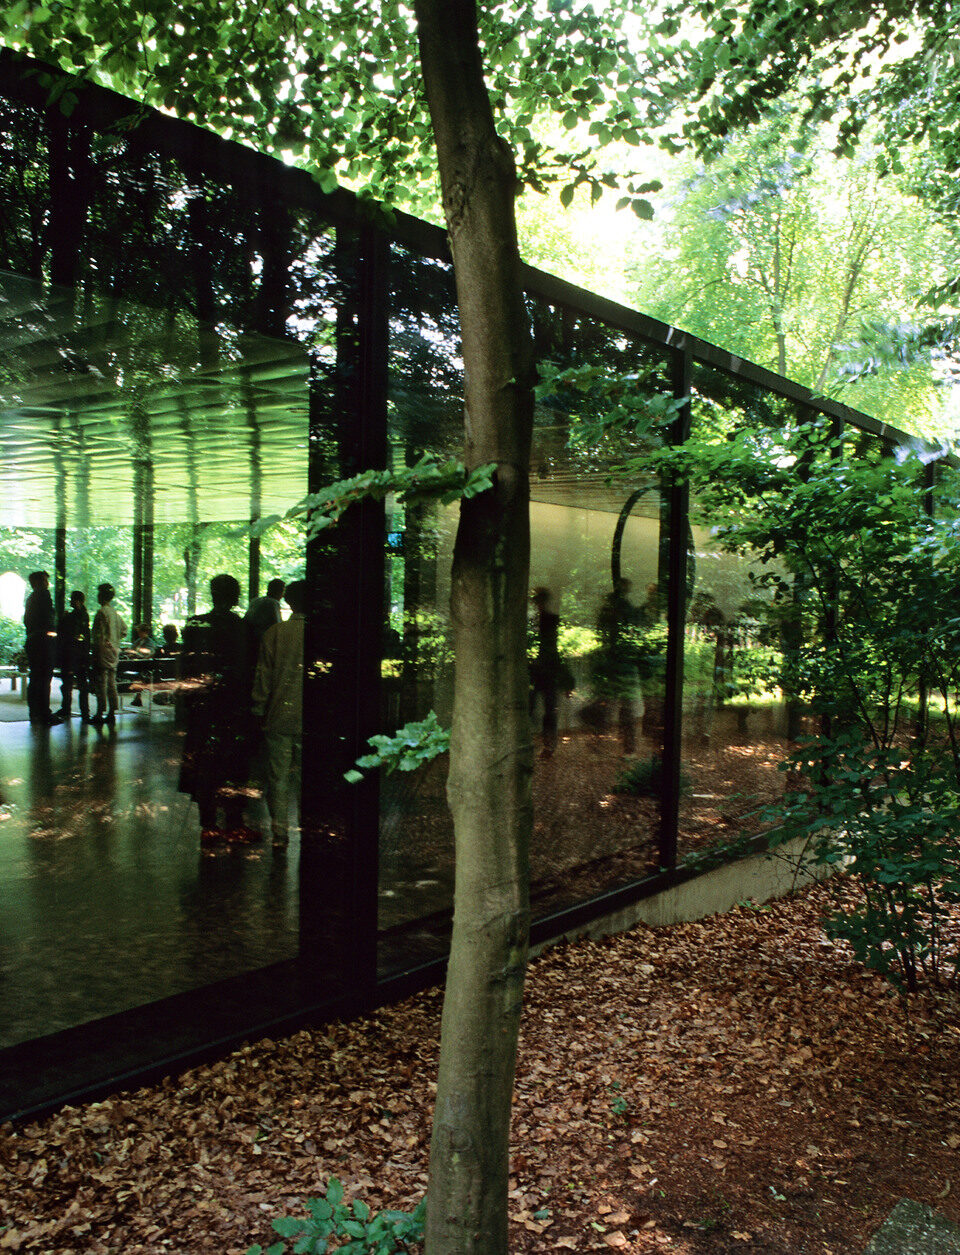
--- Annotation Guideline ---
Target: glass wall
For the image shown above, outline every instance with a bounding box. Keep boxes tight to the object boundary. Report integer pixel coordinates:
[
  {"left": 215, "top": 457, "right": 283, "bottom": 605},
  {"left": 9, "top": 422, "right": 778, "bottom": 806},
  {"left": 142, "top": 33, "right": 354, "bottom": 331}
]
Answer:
[
  {"left": 525, "top": 301, "right": 672, "bottom": 918},
  {"left": 679, "top": 366, "right": 802, "bottom": 864},
  {"left": 377, "top": 244, "right": 462, "bottom": 970},
  {"left": 0, "top": 51, "right": 934, "bottom": 1099},
  {"left": 0, "top": 70, "right": 346, "bottom": 1047},
  {"left": 377, "top": 265, "right": 678, "bottom": 973}
]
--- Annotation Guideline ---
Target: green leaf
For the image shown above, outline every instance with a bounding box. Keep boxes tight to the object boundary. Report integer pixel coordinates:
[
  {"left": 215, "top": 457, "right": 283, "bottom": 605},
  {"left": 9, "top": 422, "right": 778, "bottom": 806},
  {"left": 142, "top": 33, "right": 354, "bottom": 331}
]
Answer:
[
  {"left": 273, "top": 1217, "right": 306, "bottom": 1237},
  {"left": 326, "top": 1179, "right": 344, "bottom": 1207},
  {"left": 346, "top": 712, "right": 450, "bottom": 781}
]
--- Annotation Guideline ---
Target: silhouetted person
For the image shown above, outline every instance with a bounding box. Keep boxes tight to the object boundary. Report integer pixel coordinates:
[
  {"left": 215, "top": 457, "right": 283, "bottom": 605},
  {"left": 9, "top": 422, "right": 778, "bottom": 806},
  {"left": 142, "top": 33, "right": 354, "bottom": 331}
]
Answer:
[
  {"left": 128, "top": 623, "right": 157, "bottom": 707},
  {"left": 638, "top": 582, "right": 666, "bottom": 741},
  {"left": 23, "top": 570, "right": 56, "bottom": 726},
  {"left": 529, "top": 587, "right": 572, "bottom": 758},
  {"left": 91, "top": 583, "right": 126, "bottom": 728},
  {"left": 57, "top": 589, "right": 91, "bottom": 722},
  {"left": 245, "top": 578, "right": 285, "bottom": 646},
  {"left": 179, "top": 573, "right": 258, "bottom": 842},
  {"left": 252, "top": 579, "right": 305, "bottom": 848},
  {"left": 593, "top": 578, "right": 641, "bottom": 753},
  {"left": 159, "top": 623, "right": 180, "bottom": 654}
]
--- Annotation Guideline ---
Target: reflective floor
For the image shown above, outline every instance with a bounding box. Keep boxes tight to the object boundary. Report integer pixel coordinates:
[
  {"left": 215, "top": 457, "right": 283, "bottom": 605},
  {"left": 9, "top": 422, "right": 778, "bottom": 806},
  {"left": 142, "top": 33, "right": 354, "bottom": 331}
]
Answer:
[{"left": 0, "top": 686, "right": 299, "bottom": 1048}]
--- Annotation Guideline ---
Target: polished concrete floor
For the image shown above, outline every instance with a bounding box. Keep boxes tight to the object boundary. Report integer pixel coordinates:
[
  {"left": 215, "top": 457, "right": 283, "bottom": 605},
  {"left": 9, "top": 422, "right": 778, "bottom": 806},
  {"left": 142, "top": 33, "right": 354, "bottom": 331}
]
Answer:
[{"left": 0, "top": 688, "right": 299, "bottom": 1048}]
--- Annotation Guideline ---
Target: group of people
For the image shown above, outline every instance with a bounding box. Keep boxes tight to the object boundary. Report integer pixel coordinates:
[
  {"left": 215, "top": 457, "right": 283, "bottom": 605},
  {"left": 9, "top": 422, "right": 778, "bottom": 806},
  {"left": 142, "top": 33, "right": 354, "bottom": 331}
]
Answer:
[
  {"left": 23, "top": 569, "right": 305, "bottom": 849},
  {"left": 23, "top": 573, "right": 130, "bottom": 728},
  {"left": 178, "top": 575, "right": 304, "bottom": 849},
  {"left": 529, "top": 579, "right": 666, "bottom": 756}
]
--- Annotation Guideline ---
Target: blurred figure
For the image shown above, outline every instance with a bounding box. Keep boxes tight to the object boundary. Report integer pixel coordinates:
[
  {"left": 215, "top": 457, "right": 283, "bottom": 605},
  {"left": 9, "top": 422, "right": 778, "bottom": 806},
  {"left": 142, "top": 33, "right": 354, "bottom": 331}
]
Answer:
[
  {"left": 150, "top": 623, "right": 181, "bottom": 708},
  {"left": 638, "top": 582, "right": 666, "bottom": 741},
  {"left": 91, "top": 583, "right": 126, "bottom": 728},
  {"left": 130, "top": 623, "right": 157, "bottom": 654},
  {"left": 158, "top": 623, "right": 180, "bottom": 654},
  {"left": 128, "top": 623, "right": 157, "bottom": 707},
  {"left": 245, "top": 578, "right": 285, "bottom": 646},
  {"left": 179, "top": 573, "right": 258, "bottom": 842},
  {"left": 592, "top": 578, "right": 641, "bottom": 753},
  {"left": 252, "top": 580, "right": 305, "bottom": 849},
  {"left": 529, "top": 587, "right": 572, "bottom": 758},
  {"left": 57, "top": 590, "right": 91, "bottom": 722},
  {"left": 24, "top": 570, "right": 56, "bottom": 726}
]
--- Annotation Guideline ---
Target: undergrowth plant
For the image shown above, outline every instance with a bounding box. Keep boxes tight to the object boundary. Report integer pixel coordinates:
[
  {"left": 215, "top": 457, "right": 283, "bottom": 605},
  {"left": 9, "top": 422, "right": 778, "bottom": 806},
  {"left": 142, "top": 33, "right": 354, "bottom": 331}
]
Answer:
[
  {"left": 248, "top": 1178, "right": 426, "bottom": 1255},
  {"left": 614, "top": 755, "right": 689, "bottom": 798}
]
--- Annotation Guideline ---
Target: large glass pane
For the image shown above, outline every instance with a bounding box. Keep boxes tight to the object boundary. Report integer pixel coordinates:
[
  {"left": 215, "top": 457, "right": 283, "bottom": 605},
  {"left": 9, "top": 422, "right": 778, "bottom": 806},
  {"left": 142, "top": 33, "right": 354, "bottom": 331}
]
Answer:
[
  {"left": 527, "top": 301, "right": 671, "bottom": 918},
  {"left": 378, "top": 244, "right": 461, "bottom": 972},
  {"left": 0, "top": 79, "right": 339, "bottom": 1046},
  {"left": 679, "top": 366, "right": 802, "bottom": 866},
  {"left": 377, "top": 269, "right": 677, "bottom": 978}
]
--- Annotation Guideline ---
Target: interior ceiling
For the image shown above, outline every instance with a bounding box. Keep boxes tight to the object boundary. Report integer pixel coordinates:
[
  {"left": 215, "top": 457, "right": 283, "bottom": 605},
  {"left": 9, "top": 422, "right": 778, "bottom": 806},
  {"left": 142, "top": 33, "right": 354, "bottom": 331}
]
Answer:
[
  {"left": 0, "top": 271, "right": 310, "bottom": 529},
  {"left": 0, "top": 269, "right": 655, "bottom": 533}
]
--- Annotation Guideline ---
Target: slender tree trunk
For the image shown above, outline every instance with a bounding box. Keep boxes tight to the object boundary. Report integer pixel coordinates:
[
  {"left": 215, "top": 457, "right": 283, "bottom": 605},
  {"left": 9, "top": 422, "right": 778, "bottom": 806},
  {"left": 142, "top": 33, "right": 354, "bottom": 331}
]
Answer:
[{"left": 413, "top": 2, "right": 535, "bottom": 1251}]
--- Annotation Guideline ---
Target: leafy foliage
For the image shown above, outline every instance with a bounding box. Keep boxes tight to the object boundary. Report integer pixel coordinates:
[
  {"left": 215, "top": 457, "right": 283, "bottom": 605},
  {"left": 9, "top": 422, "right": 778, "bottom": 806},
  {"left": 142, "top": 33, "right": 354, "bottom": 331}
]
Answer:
[
  {"left": 255, "top": 458, "right": 496, "bottom": 543},
  {"left": 652, "top": 0, "right": 960, "bottom": 406},
  {"left": 629, "top": 107, "right": 956, "bottom": 431},
  {"left": 247, "top": 1177, "right": 426, "bottom": 1255},
  {"left": 0, "top": 615, "right": 22, "bottom": 663},
  {"left": 536, "top": 360, "right": 682, "bottom": 456},
  {"left": 675, "top": 419, "right": 960, "bottom": 991},
  {"left": 2, "top": 0, "right": 674, "bottom": 221},
  {"left": 345, "top": 711, "right": 450, "bottom": 784}
]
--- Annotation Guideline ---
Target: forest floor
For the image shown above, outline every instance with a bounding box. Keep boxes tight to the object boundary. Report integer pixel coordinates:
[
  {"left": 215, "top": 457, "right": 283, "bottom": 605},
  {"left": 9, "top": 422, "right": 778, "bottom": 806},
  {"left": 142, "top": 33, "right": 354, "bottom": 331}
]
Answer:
[{"left": 1, "top": 882, "right": 959, "bottom": 1255}]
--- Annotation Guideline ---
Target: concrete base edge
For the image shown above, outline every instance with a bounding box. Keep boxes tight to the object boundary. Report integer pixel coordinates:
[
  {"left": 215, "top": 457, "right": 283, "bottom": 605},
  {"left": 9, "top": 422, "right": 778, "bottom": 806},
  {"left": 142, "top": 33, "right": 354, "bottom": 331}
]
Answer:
[{"left": 533, "top": 838, "right": 830, "bottom": 953}]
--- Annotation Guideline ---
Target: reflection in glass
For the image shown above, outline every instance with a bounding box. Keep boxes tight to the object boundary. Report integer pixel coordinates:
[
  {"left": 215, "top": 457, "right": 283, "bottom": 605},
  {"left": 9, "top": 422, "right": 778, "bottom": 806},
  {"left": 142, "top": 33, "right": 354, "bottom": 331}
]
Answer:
[
  {"left": 679, "top": 369, "right": 797, "bottom": 863},
  {"left": 377, "top": 276, "right": 675, "bottom": 973},
  {"left": 0, "top": 83, "right": 332, "bottom": 1045}
]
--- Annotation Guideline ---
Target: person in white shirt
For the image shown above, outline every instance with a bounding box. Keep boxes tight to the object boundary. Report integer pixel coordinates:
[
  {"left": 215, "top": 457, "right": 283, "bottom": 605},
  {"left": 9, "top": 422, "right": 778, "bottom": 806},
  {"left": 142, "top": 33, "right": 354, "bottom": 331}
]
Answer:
[
  {"left": 91, "top": 582, "right": 127, "bottom": 727},
  {"left": 252, "top": 580, "right": 304, "bottom": 848}
]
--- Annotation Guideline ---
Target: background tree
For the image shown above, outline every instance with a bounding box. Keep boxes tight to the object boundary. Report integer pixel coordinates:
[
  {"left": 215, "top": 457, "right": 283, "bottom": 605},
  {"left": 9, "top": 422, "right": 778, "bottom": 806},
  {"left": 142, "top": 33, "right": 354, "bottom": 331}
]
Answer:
[
  {"left": 653, "top": 0, "right": 960, "bottom": 400},
  {"left": 630, "top": 106, "right": 959, "bottom": 431}
]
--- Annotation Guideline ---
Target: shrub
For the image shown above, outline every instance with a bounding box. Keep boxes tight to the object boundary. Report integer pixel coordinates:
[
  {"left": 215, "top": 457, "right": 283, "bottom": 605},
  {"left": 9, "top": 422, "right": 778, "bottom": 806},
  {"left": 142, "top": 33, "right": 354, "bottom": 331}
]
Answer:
[
  {"left": 0, "top": 615, "right": 22, "bottom": 664},
  {"left": 247, "top": 1178, "right": 426, "bottom": 1255},
  {"left": 674, "top": 420, "right": 960, "bottom": 992},
  {"left": 614, "top": 756, "right": 689, "bottom": 797}
]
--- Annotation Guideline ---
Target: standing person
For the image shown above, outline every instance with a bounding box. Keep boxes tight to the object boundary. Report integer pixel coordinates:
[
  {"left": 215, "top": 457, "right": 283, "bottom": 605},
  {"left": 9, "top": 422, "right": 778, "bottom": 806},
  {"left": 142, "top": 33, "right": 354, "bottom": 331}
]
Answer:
[
  {"left": 252, "top": 579, "right": 305, "bottom": 849},
  {"left": 23, "top": 570, "right": 57, "bottom": 726},
  {"left": 179, "top": 573, "right": 258, "bottom": 841},
  {"left": 528, "top": 587, "right": 573, "bottom": 759},
  {"left": 244, "top": 578, "right": 285, "bottom": 647},
  {"left": 128, "top": 623, "right": 157, "bottom": 708},
  {"left": 91, "top": 583, "right": 126, "bottom": 728},
  {"left": 593, "top": 578, "right": 641, "bottom": 754},
  {"left": 57, "top": 590, "right": 91, "bottom": 722}
]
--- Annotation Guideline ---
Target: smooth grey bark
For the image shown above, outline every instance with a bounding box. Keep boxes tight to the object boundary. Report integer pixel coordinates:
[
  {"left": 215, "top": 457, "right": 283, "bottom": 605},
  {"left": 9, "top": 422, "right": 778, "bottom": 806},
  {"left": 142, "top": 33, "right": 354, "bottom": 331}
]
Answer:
[{"left": 413, "top": 1, "right": 535, "bottom": 1251}]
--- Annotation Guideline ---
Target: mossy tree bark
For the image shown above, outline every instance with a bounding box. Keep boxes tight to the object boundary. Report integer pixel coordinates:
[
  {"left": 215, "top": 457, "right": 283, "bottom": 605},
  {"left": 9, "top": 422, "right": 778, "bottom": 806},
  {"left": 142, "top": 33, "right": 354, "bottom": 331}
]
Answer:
[{"left": 413, "top": 1, "right": 534, "bottom": 1251}]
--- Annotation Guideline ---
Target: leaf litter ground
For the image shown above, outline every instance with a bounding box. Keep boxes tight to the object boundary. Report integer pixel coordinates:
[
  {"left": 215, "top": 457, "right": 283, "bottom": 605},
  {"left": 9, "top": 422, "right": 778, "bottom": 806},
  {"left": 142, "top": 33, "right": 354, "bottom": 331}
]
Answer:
[{"left": 1, "top": 882, "right": 958, "bottom": 1254}]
